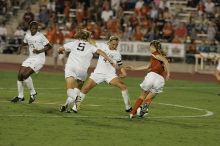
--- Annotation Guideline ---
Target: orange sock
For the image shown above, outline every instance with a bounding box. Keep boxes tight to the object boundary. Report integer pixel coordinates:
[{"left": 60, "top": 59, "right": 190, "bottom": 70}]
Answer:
[
  {"left": 131, "top": 98, "right": 143, "bottom": 115},
  {"left": 144, "top": 98, "right": 152, "bottom": 106}
]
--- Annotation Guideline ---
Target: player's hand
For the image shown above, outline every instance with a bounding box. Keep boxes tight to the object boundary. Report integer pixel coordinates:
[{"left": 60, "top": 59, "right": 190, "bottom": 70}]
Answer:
[{"left": 33, "top": 49, "right": 42, "bottom": 54}]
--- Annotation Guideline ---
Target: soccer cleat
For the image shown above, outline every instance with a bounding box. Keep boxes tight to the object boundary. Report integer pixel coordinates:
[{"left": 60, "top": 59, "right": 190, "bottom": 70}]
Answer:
[
  {"left": 11, "top": 96, "right": 24, "bottom": 103},
  {"left": 71, "top": 104, "right": 78, "bottom": 113},
  {"left": 139, "top": 104, "right": 149, "bottom": 117},
  {"left": 59, "top": 105, "right": 68, "bottom": 112},
  {"left": 125, "top": 107, "right": 132, "bottom": 112},
  {"left": 29, "top": 92, "right": 37, "bottom": 104}
]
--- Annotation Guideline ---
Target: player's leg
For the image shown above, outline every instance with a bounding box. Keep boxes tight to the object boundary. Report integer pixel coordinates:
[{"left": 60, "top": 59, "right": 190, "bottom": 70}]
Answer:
[
  {"left": 130, "top": 90, "right": 149, "bottom": 118},
  {"left": 139, "top": 92, "right": 157, "bottom": 117},
  {"left": 22, "top": 67, "right": 37, "bottom": 103},
  {"left": 71, "top": 79, "right": 84, "bottom": 112},
  {"left": 11, "top": 66, "right": 26, "bottom": 102},
  {"left": 109, "top": 77, "right": 132, "bottom": 112},
  {"left": 60, "top": 77, "right": 79, "bottom": 112},
  {"left": 78, "top": 78, "right": 97, "bottom": 104}
]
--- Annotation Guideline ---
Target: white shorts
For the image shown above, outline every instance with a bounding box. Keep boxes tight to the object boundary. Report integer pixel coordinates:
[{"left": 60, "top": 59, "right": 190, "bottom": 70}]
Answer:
[
  {"left": 65, "top": 65, "right": 87, "bottom": 81},
  {"left": 90, "top": 72, "right": 118, "bottom": 84},
  {"left": 140, "top": 72, "right": 165, "bottom": 93},
  {"left": 22, "top": 57, "right": 44, "bottom": 73}
]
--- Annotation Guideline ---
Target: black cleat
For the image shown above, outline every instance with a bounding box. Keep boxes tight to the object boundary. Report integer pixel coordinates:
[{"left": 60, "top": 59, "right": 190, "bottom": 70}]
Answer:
[
  {"left": 11, "top": 96, "right": 24, "bottom": 103},
  {"left": 29, "top": 93, "right": 37, "bottom": 104},
  {"left": 59, "top": 105, "right": 68, "bottom": 112},
  {"left": 125, "top": 107, "right": 132, "bottom": 112}
]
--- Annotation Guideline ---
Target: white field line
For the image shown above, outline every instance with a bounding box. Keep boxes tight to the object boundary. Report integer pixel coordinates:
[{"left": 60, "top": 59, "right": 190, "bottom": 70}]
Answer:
[{"left": 0, "top": 100, "right": 214, "bottom": 119}]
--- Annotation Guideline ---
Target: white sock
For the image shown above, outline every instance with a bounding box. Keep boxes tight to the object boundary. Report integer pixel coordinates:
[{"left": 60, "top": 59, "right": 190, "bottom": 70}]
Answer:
[
  {"left": 64, "top": 88, "right": 78, "bottom": 106},
  {"left": 65, "top": 97, "right": 73, "bottom": 106},
  {"left": 79, "top": 92, "right": 86, "bottom": 102},
  {"left": 122, "top": 90, "right": 131, "bottom": 109},
  {"left": 17, "top": 81, "right": 24, "bottom": 98},
  {"left": 24, "top": 77, "right": 36, "bottom": 95}
]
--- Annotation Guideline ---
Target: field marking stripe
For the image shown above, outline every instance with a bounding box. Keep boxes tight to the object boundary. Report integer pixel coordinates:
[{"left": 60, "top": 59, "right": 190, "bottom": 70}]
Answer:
[{"left": 0, "top": 101, "right": 214, "bottom": 119}]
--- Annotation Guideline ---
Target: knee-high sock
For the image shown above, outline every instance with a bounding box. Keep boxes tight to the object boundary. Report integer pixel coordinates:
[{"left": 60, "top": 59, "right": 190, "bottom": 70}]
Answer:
[
  {"left": 64, "top": 88, "right": 79, "bottom": 106},
  {"left": 17, "top": 81, "right": 24, "bottom": 98},
  {"left": 121, "top": 90, "right": 131, "bottom": 109},
  {"left": 24, "top": 77, "right": 36, "bottom": 95},
  {"left": 131, "top": 98, "right": 143, "bottom": 115}
]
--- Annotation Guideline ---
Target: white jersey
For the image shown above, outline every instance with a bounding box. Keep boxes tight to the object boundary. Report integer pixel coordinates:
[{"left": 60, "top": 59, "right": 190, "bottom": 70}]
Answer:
[
  {"left": 24, "top": 31, "right": 49, "bottom": 62},
  {"left": 64, "top": 40, "right": 97, "bottom": 71},
  {"left": 94, "top": 42, "right": 122, "bottom": 74}
]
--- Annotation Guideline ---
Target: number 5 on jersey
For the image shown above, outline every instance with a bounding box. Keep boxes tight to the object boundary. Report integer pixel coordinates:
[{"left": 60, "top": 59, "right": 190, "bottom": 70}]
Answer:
[{"left": 77, "top": 43, "right": 85, "bottom": 51}]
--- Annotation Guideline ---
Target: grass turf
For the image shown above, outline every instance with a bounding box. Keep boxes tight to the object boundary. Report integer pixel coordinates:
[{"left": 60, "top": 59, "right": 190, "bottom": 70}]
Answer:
[{"left": 0, "top": 70, "right": 220, "bottom": 146}]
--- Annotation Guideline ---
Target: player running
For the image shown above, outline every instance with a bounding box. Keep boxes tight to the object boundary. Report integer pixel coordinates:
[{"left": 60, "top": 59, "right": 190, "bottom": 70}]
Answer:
[
  {"left": 128, "top": 40, "right": 170, "bottom": 118},
  {"left": 58, "top": 30, "right": 116, "bottom": 112},
  {"left": 11, "top": 21, "right": 52, "bottom": 104},
  {"left": 71, "top": 36, "right": 132, "bottom": 113}
]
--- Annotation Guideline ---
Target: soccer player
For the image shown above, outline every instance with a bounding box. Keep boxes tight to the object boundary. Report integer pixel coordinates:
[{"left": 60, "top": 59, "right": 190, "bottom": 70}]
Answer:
[
  {"left": 11, "top": 21, "right": 52, "bottom": 103},
  {"left": 128, "top": 40, "right": 170, "bottom": 118},
  {"left": 72, "top": 36, "right": 132, "bottom": 113},
  {"left": 59, "top": 30, "right": 116, "bottom": 112}
]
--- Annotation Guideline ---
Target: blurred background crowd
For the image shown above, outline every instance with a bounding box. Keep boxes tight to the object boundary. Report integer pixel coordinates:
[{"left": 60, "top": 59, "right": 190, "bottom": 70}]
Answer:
[{"left": 0, "top": 0, "right": 220, "bottom": 63}]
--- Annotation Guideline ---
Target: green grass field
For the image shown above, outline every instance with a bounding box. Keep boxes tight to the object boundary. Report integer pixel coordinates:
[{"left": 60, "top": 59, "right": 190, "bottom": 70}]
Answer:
[{"left": 0, "top": 70, "right": 220, "bottom": 146}]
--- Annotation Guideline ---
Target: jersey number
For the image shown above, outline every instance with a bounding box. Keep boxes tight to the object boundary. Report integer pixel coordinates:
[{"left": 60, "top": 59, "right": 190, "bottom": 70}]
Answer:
[{"left": 77, "top": 43, "right": 85, "bottom": 51}]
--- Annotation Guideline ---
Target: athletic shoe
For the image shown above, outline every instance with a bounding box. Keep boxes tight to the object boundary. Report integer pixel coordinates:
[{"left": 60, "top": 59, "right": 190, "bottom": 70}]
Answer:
[
  {"left": 71, "top": 104, "right": 78, "bottom": 113},
  {"left": 11, "top": 96, "right": 24, "bottom": 103},
  {"left": 125, "top": 107, "right": 132, "bottom": 112},
  {"left": 29, "top": 92, "right": 37, "bottom": 104},
  {"left": 139, "top": 104, "right": 149, "bottom": 117},
  {"left": 59, "top": 105, "right": 68, "bottom": 112}
]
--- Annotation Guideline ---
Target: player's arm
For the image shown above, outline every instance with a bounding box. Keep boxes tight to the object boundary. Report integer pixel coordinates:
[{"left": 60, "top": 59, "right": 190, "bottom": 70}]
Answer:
[
  {"left": 125, "top": 64, "right": 150, "bottom": 71},
  {"left": 96, "top": 49, "right": 117, "bottom": 68},
  {"left": 33, "top": 43, "right": 52, "bottom": 54},
  {"left": 17, "top": 42, "right": 28, "bottom": 54},
  {"left": 154, "top": 54, "right": 170, "bottom": 80}
]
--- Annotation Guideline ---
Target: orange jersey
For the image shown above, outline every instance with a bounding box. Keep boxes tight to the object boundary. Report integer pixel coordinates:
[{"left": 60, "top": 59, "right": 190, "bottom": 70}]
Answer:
[{"left": 149, "top": 51, "right": 165, "bottom": 77}]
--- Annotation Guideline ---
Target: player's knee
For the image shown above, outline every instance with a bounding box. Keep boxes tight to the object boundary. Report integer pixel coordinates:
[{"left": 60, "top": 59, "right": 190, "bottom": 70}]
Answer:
[{"left": 119, "top": 83, "right": 127, "bottom": 91}]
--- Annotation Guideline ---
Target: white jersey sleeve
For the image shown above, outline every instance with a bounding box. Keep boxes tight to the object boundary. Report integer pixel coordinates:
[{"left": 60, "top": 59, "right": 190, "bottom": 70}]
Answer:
[
  {"left": 63, "top": 42, "right": 74, "bottom": 52},
  {"left": 114, "top": 51, "right": 122, "bottom": 66},
  {"left": 39, "top": 33, "right": 49, "bottom": 46},
  {"left": 90, "top": 44, "right": 98, "bottom": 53}
]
